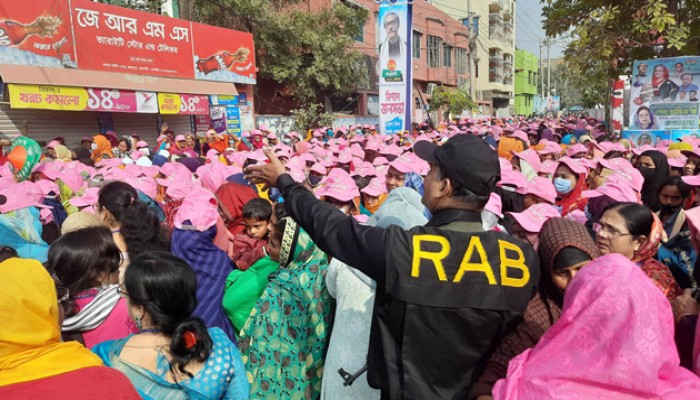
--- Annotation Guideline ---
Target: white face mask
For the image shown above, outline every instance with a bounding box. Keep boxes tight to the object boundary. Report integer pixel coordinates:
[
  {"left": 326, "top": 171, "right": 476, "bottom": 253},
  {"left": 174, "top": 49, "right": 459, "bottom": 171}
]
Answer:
[
  {"left": 139, "top": 147, "right": 150, "bottom": 156},
  {"left": 91, "top": 143, "right": 98, "bottom": 150},
  {"left": 165, "top": 143, "right": 171, "bottom": 149}
]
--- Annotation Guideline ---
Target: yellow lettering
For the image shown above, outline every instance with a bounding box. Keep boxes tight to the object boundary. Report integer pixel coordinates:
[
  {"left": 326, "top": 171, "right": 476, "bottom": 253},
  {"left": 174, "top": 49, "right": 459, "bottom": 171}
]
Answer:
[
  {"left": 499, "top": 240, "right": 530, "bottom": 287},
  {"left": 411, "top": 234, "right": 450, "bottom": 281},
  {"left": 453, "top": 236, "right": 497, "bottom": 284}
]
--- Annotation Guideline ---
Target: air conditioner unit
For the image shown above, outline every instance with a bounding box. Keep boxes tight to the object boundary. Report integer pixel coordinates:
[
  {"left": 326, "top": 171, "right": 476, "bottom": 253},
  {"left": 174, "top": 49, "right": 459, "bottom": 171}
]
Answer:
[{"left": 427, "top": 83, "right": 438, "bottom": 94}]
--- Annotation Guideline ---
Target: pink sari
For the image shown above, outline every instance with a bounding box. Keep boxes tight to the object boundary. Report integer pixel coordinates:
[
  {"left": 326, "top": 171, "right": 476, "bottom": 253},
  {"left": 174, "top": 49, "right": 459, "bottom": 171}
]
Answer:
[{"left": 494, "top": 253, "right": 700, "bottom": 399}]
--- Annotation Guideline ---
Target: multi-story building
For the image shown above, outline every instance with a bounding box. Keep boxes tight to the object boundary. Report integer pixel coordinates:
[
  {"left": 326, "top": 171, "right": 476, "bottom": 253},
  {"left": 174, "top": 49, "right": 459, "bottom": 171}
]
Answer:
[
  {"left": 514, "top": 49, "right": 538, "bottom": 116},
  {"left": 433, "top": 0, "right": 516, "bottom": 117},
  {"left": 256, "top": 0, "right": 471, "bottom": 126}
]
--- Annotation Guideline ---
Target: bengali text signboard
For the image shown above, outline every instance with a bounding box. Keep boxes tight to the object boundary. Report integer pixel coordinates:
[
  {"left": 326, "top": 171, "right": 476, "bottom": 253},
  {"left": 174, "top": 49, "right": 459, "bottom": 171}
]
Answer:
[{"left": 8, "top": 83, "right": 158, "bottom": 113}]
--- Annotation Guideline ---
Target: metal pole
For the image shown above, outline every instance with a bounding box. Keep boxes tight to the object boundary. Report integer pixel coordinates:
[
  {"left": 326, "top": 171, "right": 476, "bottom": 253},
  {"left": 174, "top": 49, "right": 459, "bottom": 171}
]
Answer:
[
  {"left": 539, "top": 38, "right": 543, "bottom": 99},
  {"left": 547, "top": 38, "right": 551, "bottom": 98},
  {"left": 467, "top": 0, "right": 472, "bottom": 99}
]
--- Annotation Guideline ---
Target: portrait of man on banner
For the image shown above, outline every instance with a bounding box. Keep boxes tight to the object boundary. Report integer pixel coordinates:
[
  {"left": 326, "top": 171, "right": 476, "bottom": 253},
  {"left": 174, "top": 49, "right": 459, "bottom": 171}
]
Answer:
[{"left": 379, "top": 12, "right": 406, "bottom": 78}]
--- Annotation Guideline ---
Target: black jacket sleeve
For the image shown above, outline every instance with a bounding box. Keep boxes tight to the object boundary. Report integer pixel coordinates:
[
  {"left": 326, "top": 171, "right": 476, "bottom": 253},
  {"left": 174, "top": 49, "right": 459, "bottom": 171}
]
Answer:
[{"left": 277, "top": 174, "right": 389, "bottom": 282}]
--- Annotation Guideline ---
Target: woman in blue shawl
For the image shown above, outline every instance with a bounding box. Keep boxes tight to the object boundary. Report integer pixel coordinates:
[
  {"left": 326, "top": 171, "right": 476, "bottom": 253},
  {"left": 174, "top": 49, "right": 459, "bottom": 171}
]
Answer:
[{"left": 170, "top": 188, "right": 236, "bottom": 339}]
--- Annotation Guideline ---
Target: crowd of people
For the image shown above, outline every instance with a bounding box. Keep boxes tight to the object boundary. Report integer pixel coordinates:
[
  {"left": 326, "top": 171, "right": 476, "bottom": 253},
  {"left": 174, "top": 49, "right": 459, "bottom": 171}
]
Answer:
[{"left": 3, "top": 117, "right": 700, "bottom": 399}]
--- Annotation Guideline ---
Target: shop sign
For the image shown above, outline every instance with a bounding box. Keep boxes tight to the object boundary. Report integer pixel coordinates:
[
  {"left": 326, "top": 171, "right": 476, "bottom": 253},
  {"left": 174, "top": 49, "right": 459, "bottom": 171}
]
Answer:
[
  {"left": 157, "top": 93, "right": 209, "bottom": 115},
  {"left": 225, "top": 105, "right": 241, "bottom": 134},
  {"left": 8, "top": 83, "right": 157, "bottom": 113},
  {"left": 210, "top": 94, "right": 248, "bottom": 105},
  {"left": 0, "top": 0, "right": 256, "bottom": 84}
]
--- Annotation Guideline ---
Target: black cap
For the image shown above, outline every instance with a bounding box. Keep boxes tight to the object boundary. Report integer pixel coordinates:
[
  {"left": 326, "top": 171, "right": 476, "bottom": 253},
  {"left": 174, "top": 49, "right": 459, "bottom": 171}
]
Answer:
[{"left": 414, "top": 134, "right": 500, "bottom": 196}]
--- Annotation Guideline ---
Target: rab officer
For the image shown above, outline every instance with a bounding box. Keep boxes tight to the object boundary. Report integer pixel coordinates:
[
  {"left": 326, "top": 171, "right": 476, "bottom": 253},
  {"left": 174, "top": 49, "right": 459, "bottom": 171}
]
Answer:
[{"left": 245, "top": 134, "right": 539, "bottom": 400}]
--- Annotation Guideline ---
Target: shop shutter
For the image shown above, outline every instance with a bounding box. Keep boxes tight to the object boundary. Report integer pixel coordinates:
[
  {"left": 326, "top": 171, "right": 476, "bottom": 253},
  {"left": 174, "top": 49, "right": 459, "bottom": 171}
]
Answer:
[
  {"left": 0, "top": 103, "right": 100, "bottom": 147},
  {"left": 111, "top": 112, "right": 160, "bottom": 143},
  {"left": 161, "top": 114, "right": 193, "bottom": 136}
]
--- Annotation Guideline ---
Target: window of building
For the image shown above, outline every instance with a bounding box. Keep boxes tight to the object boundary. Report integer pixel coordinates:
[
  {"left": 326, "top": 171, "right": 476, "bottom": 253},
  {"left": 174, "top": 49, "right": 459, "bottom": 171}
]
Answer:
[
  {"left": 528, "top": 71, "right": 532, "bottom": 85},
  {"left": 427, "top": 35, "right": 442, "bottom": 68},
  {"left": 413, "top": 31, "right": 422, "bottom": 59},
  {"left": 443, "top": 45, "right": 452, "bottom": 68},
  {"left": 475, "top": 61, "right": 479, "bottom": 78},
  {"left": 455, "top": 47, "right": 467, "bottom": 75}
]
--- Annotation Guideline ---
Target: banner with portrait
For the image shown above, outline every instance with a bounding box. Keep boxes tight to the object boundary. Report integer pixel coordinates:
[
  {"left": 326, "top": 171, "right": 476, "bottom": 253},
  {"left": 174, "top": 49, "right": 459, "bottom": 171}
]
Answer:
[
  {"left": 629, "top": 56, "right": 700, "bottom": 130},
  {"left": 378, "top": 0, "right": 412, "bottom": 134}
]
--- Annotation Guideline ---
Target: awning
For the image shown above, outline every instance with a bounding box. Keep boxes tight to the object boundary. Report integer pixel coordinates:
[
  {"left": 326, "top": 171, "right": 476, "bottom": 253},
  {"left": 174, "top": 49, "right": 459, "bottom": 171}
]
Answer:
[{"left": 0, "top": 65, "right": 238, "bottom": 96}]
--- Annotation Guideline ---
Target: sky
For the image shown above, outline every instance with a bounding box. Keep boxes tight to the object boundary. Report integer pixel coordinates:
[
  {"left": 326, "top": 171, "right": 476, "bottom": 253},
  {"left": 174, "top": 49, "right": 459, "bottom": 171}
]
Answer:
[{"left": 515, "top": 0, "right": 566, "bottom": 59}]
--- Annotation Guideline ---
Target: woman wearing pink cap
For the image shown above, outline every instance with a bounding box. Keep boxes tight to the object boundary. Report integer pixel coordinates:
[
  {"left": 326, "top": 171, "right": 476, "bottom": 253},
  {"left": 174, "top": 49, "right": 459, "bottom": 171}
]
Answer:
[
  {"left": 361, "top": 177, "right": 388, "bottom": 214},
  {"left": 553, "top": 158, "right": 589, "bottom": 217},
  {"left": 318, "top": 176, "right": 361, "bottom": 217}
]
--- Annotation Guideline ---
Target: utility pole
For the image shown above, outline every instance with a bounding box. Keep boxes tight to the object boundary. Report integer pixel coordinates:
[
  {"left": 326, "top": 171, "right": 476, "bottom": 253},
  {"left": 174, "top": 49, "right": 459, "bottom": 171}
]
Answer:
[
  {"left": 546, "top": 37, "right": 551, "bottom": 98},
  {"left": 539, "top": 38, "right": 544, "bottom": 99},
  {"left": 467, "top": 0, "right": 472, "bottom": 99}
]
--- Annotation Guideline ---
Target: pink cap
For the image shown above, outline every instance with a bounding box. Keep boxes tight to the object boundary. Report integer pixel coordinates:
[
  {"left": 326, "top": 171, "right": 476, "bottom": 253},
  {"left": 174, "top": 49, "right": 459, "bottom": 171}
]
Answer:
[
  {"left": 498, "top": 169, "right": 528, "bottom": 194},
  {"left": 484, "top": 192, "right": 503, "bottom": 218},
  {"left": 35, "top": 179, "right": 59, "bottom": 196},
  {"left": 32, "top": 162, "right": 62, "bottom": 180},
  {"left": 335, "top": 151, "right": 352, "bottom": 165},
  {"left": 259, "top": 124, "right": 268, "bottom": 131},
  {"left": 389, "top": 156, "right": 413, "bottom": 174},
  {"left": 380, "top": 145, "right": 402, "bottom": 157},
  {"left": 566, "top": 144, "right": 588, "bottom": 157},
  {"left": 317, "top": 176, "right": 360, "bottom": 202},
  {"left": 69, "top": 187, "right": 100, "bottom": 208},
  {"left": 353, "top": 161, "right": 377, "bottom": 178},
  {"left": 241, "top": 131, "right": 251, "bottom": 138},
  {"left": 681, "top": 148, "right": 700, "bottom": 160},
  {"left": 632, "top": 145, "right": 654, "bottom": 156},
  {"left": 287, "top": 131, "right": 301, "bottom": 139},
  {"left": 539, "top": 160, "right": 558, "bottom": 176},
  {"left": 509, "top": 203, "right": 560, "bottom": 233},
  {"left": 310, "top": 163, "right": 327, "bottom": 175},
  {"left": 682, "top": 175, "right": 700, "bottom": 187},
  {"left": 511, "top": 148, "right": 542, "bottom": 173},
  {"left": 611, "top": 168, "right": 644, "bottom": 193},
  {"left": 537, "top": 141, "right": 562, "bottom": 156},
  {"left": 372, "top": 156, "right": 389, "bottom": 166},
  {"left": 165, "top": 178, "right": 194, "bottom": 201},
  {"left": 59, "top": 172, "right": 85, "bottom": 193},
  {"left": 509, "top": 130, "right": 529, "bottom": 142},
  {"left": 205, "top": 149, "right": 220, "bottom": 163},
  {"left": 526, "top": 177, "right": 557, "bottom": 204},
  {"left": 136, "top": 140, "right": 148, "bottom": 148},
  {"left": 174, "top": 187, "right": 219, "bottom": 231},
  {"left": 557, "top": 157, "right": 589, "bottom": 175},
  {"left": 175, "top": 135, "right": 186, "bottom": 142},
  {"left": 125, "top": 176, "right": 157, "bottom": 200},
  {"left": 267, "top": 133, "right": 277, "bottom": 140},
  {"left": 365, "top": 141, "right": 381, "bottom": 152},
  {"left": 251, "top": 130, "right": 262, "bottom": 137},
  {"left": 361, "top": 177, "right": 387, "bottom": 197},
  {"left": 47, "top": 140, "right": 60, "bottom": 149},
  {"left": 0, "top": 183, "right": 49, "bottom": 213},
  {"left": 582, "top": 175, "right": 639, "bottom": 203},
  {"left": 668, "top": 156, "right": 687, "bottom": 169}
]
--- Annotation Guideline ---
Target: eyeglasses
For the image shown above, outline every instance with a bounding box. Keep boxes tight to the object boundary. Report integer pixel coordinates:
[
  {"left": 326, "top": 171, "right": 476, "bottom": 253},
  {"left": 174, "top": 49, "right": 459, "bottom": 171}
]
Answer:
[
  {"left": 117, "top": 284, "right": 128, "bottom": 298},
  {"left": 592, "top": 222, "right": 633, "bottom": 238}
]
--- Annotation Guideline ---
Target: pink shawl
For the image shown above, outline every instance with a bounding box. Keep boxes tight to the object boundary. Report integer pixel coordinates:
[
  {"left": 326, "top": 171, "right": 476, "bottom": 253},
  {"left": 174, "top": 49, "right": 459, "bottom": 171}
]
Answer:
[{"left": 494, "top": 253, "right": 700, "bottom": 399}]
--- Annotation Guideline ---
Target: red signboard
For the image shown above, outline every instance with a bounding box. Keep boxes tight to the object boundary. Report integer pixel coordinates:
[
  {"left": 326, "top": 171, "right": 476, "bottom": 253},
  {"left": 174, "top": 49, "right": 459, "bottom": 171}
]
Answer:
[
  {"left": 71, "top": 0, "right": 194, "bottom": 78},
  {"left": 0, "top": 0, "right": 256, "bottom": 85},
  {"left": 0, "top": 0, "right": 77, "bottom": 68},
  {"left": 191, "top": 22, "right": 256, "bottom": 84}
]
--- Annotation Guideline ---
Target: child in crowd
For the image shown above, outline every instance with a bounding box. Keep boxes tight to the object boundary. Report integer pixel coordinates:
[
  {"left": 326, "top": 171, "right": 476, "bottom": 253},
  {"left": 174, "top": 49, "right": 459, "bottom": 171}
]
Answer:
[{"left": 232, "top": 198, "right": 272, "bottom": 270}]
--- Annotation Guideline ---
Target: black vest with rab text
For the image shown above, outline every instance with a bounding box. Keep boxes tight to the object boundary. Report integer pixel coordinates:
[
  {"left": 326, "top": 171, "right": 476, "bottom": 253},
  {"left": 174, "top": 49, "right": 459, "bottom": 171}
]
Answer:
[{"left": 367, "top": 225, "right": 540, "bottom": 400}]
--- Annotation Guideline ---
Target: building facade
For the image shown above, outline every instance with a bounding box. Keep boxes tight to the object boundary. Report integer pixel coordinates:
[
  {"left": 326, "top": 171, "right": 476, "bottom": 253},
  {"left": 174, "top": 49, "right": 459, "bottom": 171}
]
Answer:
[
  {"left": 514, "top": 49, "right": 538, "bottom": 116},
  {"left": 256, "top": 0, "right": 471, "bottom": 127},
  {"left": 433, "top": 0, "right": 516, "bottom": 117}
]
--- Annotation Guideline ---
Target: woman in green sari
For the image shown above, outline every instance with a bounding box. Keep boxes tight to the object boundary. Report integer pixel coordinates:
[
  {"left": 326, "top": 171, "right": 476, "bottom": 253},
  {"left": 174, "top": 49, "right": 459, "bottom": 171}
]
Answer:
[{"left": 238, "top": 205, "right": 334, "bottom": 399}]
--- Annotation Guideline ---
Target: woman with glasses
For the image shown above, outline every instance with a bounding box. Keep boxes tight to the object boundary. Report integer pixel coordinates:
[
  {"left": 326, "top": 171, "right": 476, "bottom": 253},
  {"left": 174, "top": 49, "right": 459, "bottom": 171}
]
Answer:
[
  {"left": 0, "top": 257, "right": 140, "bottom": 399},
  {"left": 93, "top": 252, "right": 249, "bottom": 399},
  {"left": 595, "top": 202, "right": 682, "bottom": 300},
  {"left": 48, "top": 227, "right": 136, "bottom": 348}
]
